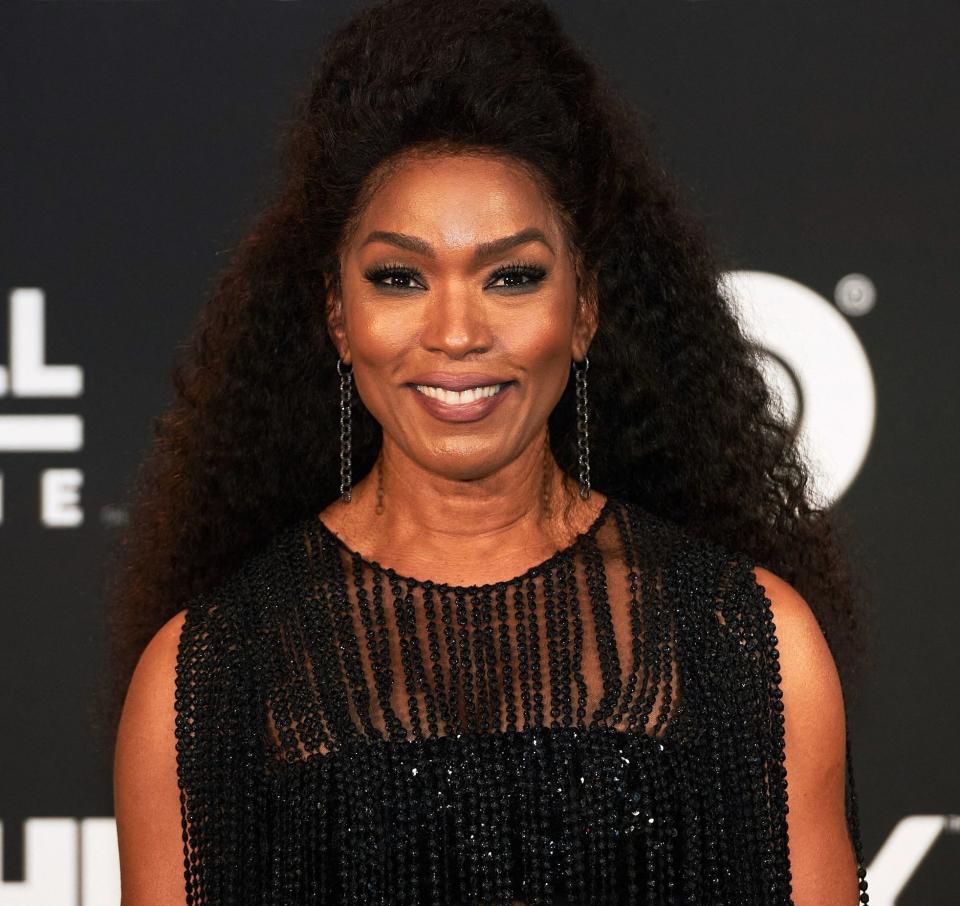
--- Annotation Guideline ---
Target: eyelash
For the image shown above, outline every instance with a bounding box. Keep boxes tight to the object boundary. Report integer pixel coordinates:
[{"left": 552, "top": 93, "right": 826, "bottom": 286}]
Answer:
[{"left": 362, "top": 259, "right": 548, "bottom": 292}]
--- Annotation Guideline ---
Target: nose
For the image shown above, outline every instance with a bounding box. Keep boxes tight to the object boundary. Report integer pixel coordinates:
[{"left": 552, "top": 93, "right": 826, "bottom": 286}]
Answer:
[{"left": 419, "top": 289, "right": 494, "bottom": 358}]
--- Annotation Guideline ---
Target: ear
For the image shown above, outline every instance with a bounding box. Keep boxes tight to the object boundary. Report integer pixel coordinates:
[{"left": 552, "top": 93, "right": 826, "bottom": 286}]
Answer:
[
  {"left": 571, "top": 277, "right": 599, "bottom": 362},
  {"left": 324, "top": 280, "right": 351, "bottom": 364}
]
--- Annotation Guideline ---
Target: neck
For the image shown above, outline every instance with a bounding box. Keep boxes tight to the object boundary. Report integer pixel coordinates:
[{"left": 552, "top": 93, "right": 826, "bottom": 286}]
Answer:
[{"left": 319, "top": 431, "right": 602, "bottom": 580}]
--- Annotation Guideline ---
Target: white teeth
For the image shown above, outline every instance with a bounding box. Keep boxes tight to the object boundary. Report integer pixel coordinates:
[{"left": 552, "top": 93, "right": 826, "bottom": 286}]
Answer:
[{"left": 415, "top": 383, "right": 505, "bottom": 405}]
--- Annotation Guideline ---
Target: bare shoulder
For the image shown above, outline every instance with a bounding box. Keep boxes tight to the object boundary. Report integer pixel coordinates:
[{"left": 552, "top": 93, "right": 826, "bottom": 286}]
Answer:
[
  {"left": 750, "top": 565, "right": 846, "bottom": 745},
  {"left": 750, "top": 566, "right": 860, "bottom": 904},
  {"left": 117, "top": 609, "right": 190, "bottom": 742},
  {"left": 115, "top": 608, "right": 188, "bottom": 749},
  {"left": 750, "top": 567, "right": 844, "bottom": 702},
  {"left": 113, "top": 608, "right": 190, "bottom": 904}
]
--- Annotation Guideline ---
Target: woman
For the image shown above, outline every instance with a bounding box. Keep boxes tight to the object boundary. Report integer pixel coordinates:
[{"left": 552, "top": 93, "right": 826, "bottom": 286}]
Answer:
[{"left": 104, "top": 0, "right": 871, "bottom": 902}]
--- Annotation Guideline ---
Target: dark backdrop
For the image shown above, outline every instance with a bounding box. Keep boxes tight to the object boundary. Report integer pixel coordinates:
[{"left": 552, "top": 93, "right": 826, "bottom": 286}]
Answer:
[{"left": 1, "top": 1, "right": 957, "bottom": 903}]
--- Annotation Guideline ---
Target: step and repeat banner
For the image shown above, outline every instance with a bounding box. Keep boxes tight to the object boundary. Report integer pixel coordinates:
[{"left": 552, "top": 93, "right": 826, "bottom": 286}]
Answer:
[{"left": 1, "top": 1, "right": 957, "bottom": 903}]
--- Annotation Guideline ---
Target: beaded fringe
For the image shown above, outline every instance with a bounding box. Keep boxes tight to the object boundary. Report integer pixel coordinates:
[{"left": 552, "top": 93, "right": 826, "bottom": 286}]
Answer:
[{"left": 174, "top": 496, "right": 869, "bottom": 904}]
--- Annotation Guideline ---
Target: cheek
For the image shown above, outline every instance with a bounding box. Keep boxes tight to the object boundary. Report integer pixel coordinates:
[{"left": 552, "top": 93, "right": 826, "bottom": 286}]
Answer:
[
  {"left": 349, "top": 307, "right": 419, "bottom": 373},
  {"left": 340, "top": 310, "right": 410, "bottom": 420},
  {"left": 339, "top": 269, "right": 418, "bottom": 365},
  {"left": 508, "top": 310, "right": 575, "bottom": 374}
]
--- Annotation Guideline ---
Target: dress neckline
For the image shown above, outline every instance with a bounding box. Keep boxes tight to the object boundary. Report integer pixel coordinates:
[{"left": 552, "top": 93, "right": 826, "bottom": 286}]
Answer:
[{"left": 314, "top": 493, "right": 615, "bottom": 593}]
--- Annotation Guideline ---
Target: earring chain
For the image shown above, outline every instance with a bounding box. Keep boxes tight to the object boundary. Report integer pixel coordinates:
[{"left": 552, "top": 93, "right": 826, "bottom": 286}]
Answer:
[
  {"left": 573, "top": 353, "right": 591, "bottom": 500},
  {"left": 337, "top": 357, "right": 353, "bottom": 502}
]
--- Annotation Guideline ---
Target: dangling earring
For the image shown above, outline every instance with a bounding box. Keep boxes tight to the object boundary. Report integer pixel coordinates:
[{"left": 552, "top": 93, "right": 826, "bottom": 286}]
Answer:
[
  {"left": 572, "top": 353, "right": 591, "bottom": 500},
  {"left": 337, "top": 356, "right": 353, "bottom": 502}
]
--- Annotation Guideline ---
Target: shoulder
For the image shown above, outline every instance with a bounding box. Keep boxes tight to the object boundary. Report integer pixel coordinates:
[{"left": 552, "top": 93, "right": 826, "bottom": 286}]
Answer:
[
  {"left": 693, "top": 549, "right": 848, "bottom": 745},
  {"left": 749, "top": 568, "right": 862, "bottom": 898},
  {"left": 624, "top": 506, "right": 849, "bottom": 739},
  {"left": 749, "top": 566, "right": 847, "bottom": 770},
  {"left": 116, "top": 609, "right": 190, "bottom": 746},
  {"left": 113, "top": 609, "right": 190, "bottom": 900},
  {"left": 123, "top": 609, "right": 190, "bottom": 708},
  {"left": 750, "top": 566, "right": 844, "bottom": 709}
]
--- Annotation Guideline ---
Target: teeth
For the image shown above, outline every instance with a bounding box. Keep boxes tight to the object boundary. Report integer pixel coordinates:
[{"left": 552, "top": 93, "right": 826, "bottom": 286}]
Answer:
[{"left": 415, "top": 383, "right": 505, "bottom": 405}]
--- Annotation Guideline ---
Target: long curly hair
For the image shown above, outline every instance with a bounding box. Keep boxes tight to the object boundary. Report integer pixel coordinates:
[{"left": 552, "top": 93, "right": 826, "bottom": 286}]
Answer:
[{"left": 94, "top": 0, "right": 871, "bottom": 759}]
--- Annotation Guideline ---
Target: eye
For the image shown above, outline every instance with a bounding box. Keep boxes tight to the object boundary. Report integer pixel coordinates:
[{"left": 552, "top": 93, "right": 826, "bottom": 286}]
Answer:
[
  {"left": 362, "top": 259, "right": 548, "bottom": 293},
  {"left": 363, "top": 262, "right": 425, "bottom": 292},
  {"left": 488, "top": 260, "right": 548, "bottom": 290}
]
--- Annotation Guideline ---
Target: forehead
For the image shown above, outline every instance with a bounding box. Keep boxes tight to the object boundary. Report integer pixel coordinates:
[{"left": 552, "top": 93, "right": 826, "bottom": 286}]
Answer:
[{"left": 350, "top": 152, "right": 563, "bottom": 252}]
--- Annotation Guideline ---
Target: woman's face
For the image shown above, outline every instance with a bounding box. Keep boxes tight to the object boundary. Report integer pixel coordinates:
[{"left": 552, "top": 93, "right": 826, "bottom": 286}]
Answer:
[{"left": 327, "top": 151, "right": 596, "bottom": 482}]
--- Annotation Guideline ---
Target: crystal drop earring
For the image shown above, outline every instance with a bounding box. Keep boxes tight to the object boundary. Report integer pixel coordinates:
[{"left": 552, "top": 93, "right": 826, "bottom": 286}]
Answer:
[
  {"left": 572, "top": 353, "right": 591, "bottom": 499},
  {"left": 337, "top": 356, "right": 353, "bottom": 502}
]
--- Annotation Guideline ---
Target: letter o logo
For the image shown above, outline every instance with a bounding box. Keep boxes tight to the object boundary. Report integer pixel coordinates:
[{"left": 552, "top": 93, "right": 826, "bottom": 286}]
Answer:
[{"left": 722, "top": 270, "right": 876, "bottom": 507}]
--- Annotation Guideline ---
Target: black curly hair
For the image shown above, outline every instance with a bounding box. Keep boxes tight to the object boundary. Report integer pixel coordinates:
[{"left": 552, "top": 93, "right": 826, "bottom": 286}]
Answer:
[{"left": 94, "top": 0, "right": 870, "bottom": 759}]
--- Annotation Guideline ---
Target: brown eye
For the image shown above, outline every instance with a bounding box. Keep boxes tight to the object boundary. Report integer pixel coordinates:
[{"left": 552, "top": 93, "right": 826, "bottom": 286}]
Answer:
[
  {"left": 363, "top": 263, "right": 425, "bottom": 291},
  {"left": 488, "top": 263, "right": 547, "bottom": 290}
]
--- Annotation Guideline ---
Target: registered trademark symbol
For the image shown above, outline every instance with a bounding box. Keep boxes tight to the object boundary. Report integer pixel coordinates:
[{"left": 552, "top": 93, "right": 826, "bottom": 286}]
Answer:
[{"left": 834, "top": 273, "right": 876, "bottom": 316}]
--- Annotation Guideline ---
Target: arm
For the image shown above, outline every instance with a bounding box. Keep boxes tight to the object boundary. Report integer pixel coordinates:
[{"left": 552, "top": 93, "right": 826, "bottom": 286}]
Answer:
[
  {"left": 113, "top": 609, "right": 190, "bottom": 905},
  {"left": 752, "top": 567, "right": 861, "bottom": 905}
]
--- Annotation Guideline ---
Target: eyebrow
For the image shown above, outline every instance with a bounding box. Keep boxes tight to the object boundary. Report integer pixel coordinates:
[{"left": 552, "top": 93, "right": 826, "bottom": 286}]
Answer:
[{"left": 359, "top": 227, "right": 554, "bottom": 260}]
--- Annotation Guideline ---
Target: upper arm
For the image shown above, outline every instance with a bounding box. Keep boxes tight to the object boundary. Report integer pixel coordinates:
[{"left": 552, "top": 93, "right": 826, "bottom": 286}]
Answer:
[
  {"left": 113, "top": 608, "right": 189, "bottom": 905},
  {"left": 752, "top": 566, "right": 860, "bottom": 906}
]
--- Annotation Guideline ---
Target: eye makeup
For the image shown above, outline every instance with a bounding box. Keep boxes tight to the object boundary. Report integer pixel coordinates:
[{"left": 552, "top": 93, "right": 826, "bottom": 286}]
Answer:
[{"left": 362, "top": 258, "right": 548, "bottom": 293}]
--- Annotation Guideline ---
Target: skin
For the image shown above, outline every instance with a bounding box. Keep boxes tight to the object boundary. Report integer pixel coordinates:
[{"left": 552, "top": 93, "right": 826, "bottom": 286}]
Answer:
[
  {"left": 321, "top": 151, "right": 604, "bottom": 586},
  {"left": 112, "top": 150, "right": 860, "bottom": 904},
  {"left": 753, "top": 566, "right": 864, "bottom": 905}
]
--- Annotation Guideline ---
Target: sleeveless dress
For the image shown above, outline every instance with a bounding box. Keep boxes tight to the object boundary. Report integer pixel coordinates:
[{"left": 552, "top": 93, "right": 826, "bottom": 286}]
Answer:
[{"left": 173, "top": 493, "right": 870, "bottom": 905}]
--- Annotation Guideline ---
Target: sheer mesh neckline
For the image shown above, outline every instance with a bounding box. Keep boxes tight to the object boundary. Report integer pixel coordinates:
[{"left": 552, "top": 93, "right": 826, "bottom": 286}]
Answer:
[{"left": 314, "top": 493, "right": 614, "bottom": 593}]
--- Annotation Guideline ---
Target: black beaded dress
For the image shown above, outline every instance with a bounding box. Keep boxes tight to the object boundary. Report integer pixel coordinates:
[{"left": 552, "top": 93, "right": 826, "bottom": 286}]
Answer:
[{"left": 174, "top": 493, "right": 870, "bottom": 905}]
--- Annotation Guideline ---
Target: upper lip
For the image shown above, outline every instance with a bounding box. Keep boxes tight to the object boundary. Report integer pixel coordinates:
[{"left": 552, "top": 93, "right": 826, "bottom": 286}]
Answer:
[{"left": 407, "top": 372, "right": 514, "bottom": 391}]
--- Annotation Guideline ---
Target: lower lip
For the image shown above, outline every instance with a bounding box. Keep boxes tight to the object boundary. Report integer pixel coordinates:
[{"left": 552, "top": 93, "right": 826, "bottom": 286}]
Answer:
[{"left": 408, "top": 382, "right": 515, "bottom": 423}]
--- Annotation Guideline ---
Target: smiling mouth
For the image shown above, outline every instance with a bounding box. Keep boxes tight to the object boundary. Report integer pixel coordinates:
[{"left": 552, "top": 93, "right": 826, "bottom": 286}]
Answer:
[{"left": 412, "top": 382, "right": 513, "bottom": 405}]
